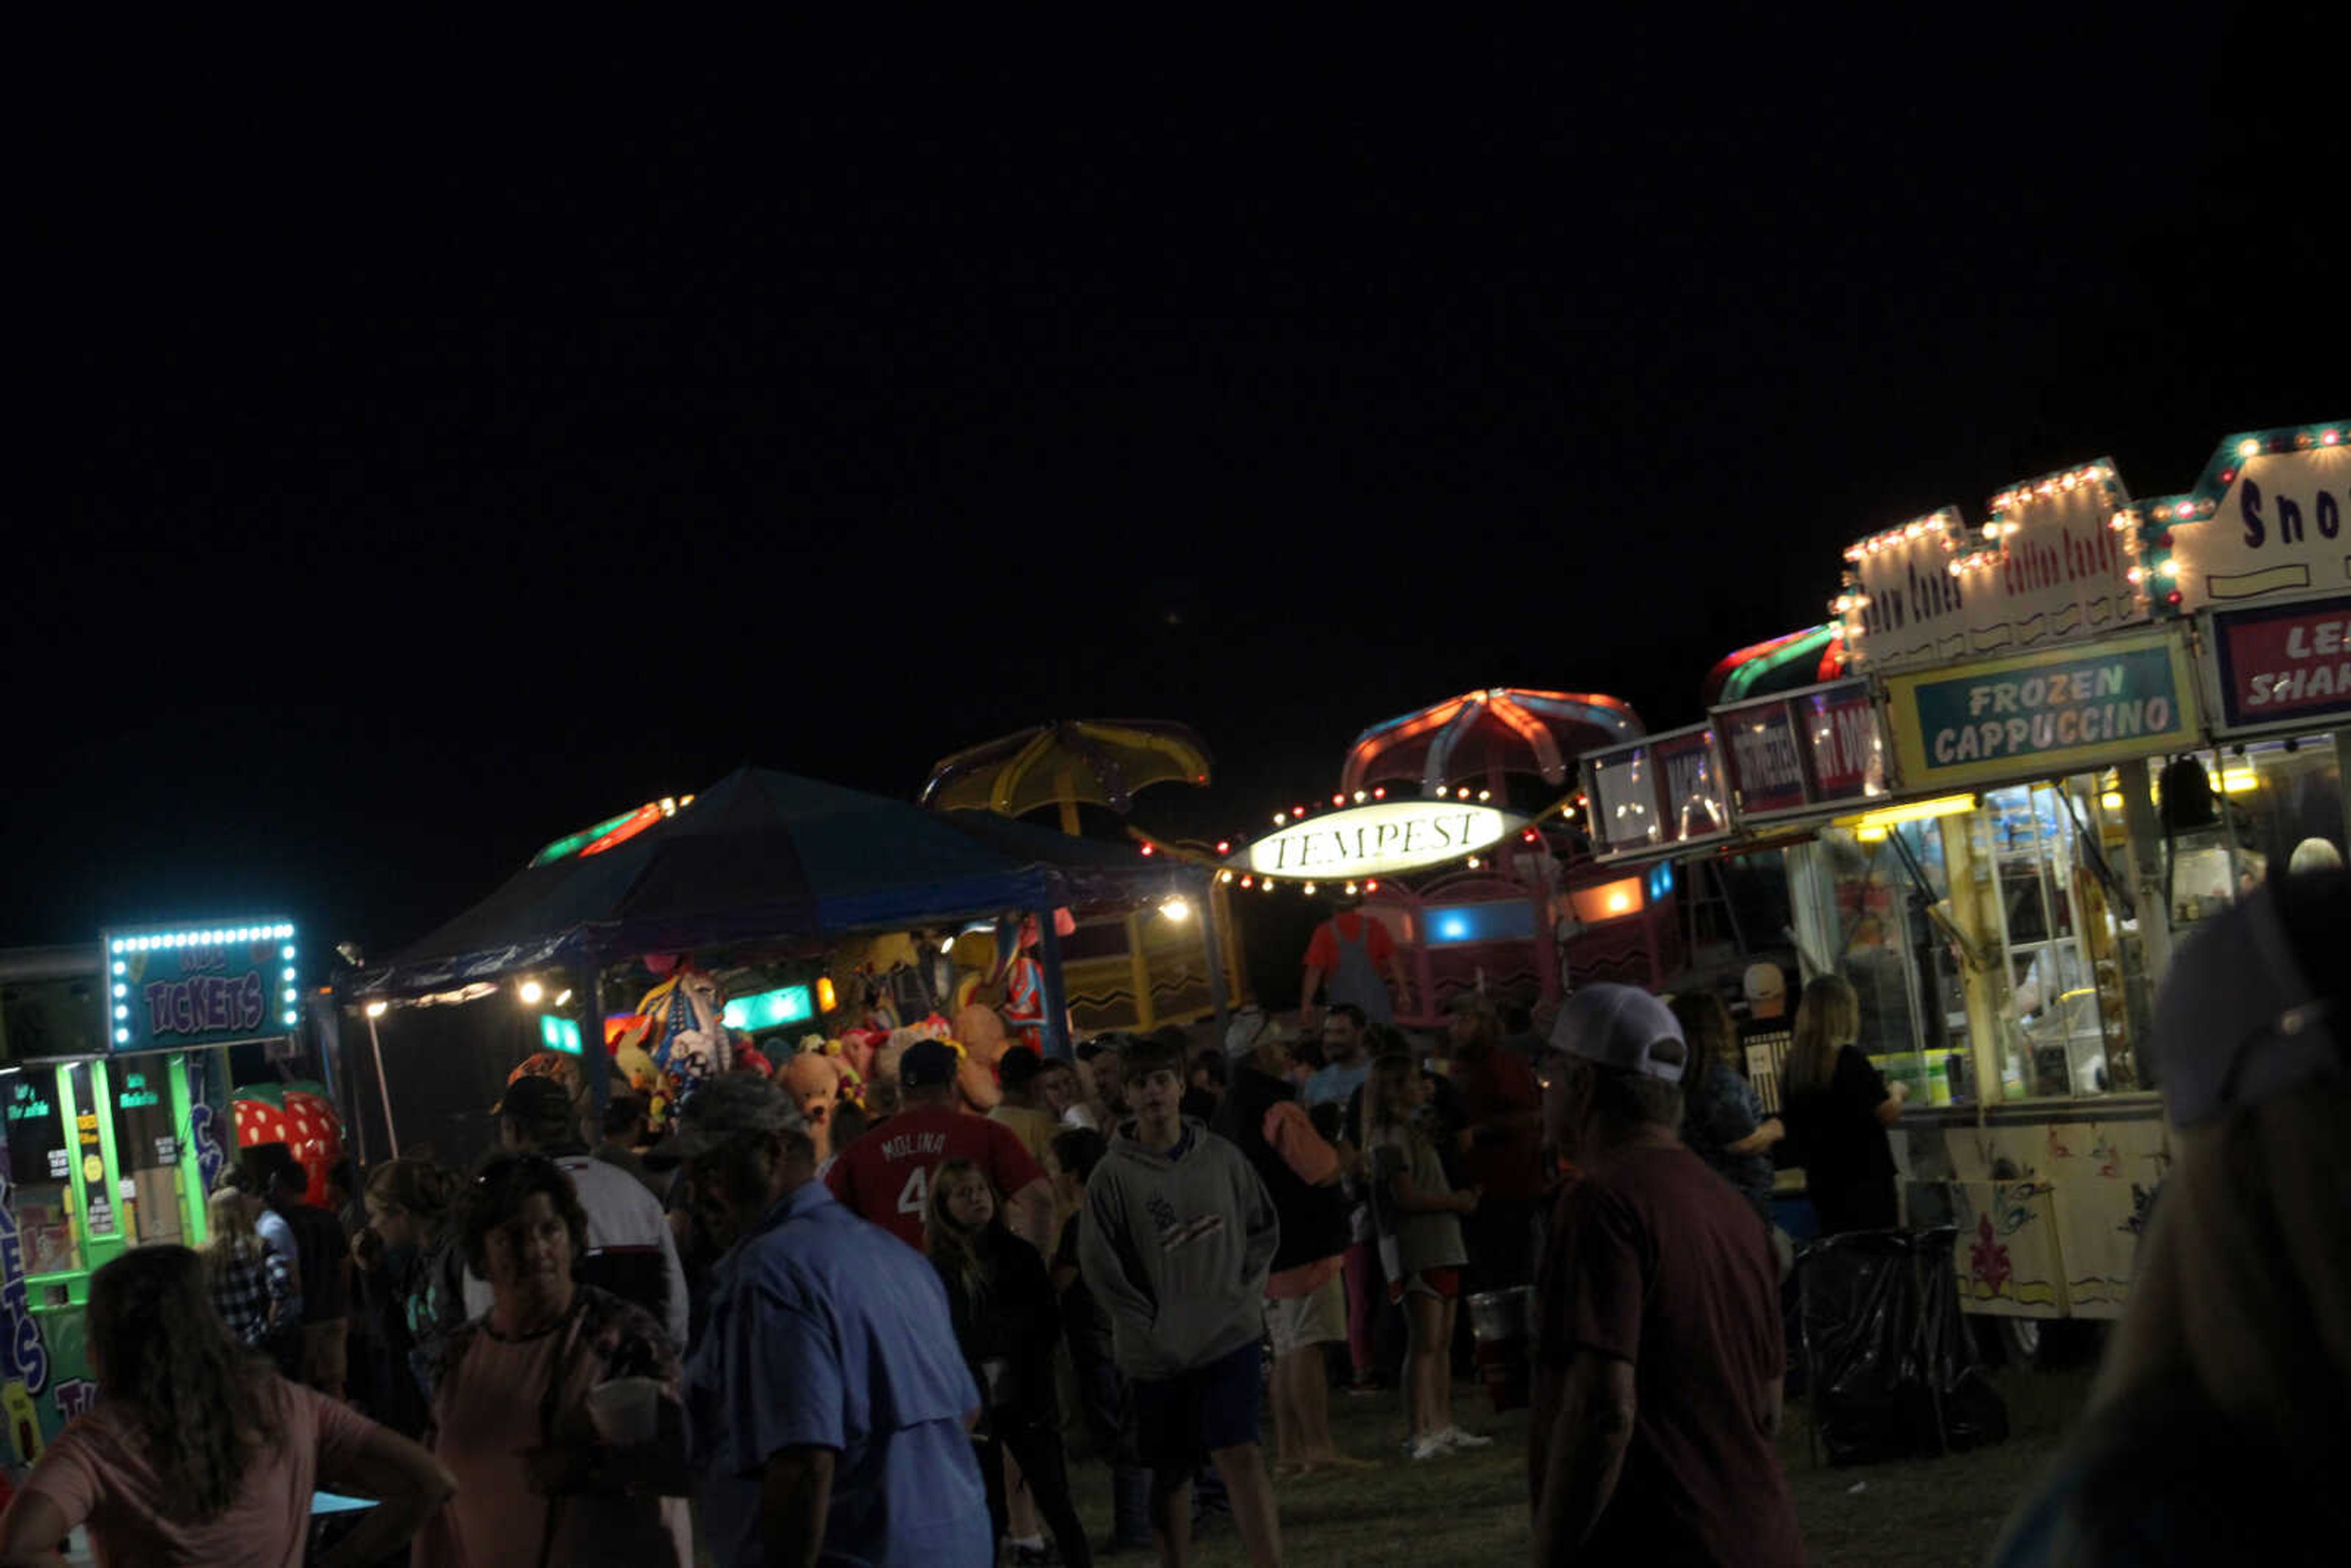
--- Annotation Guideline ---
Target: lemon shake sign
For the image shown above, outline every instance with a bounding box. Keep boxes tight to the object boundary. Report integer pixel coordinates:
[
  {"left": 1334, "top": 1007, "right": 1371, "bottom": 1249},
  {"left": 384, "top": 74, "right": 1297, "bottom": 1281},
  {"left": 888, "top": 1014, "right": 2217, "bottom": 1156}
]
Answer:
[{"left": 1887, "top": 627, "right": 2200, "bottom": 791}]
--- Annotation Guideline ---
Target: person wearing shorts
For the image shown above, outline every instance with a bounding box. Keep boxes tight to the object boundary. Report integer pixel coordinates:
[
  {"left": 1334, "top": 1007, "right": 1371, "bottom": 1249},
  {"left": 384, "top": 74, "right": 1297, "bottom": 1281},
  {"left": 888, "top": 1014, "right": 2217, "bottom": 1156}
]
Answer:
[
  {"left": 1387, "top": 1264, "right": 1462, "bottom": 1307},
  {"left": 1214, "top": 1022, "right": 1374, "bottom": 1479},
  {"left": 1078, "top": 1034, "right": 1283, "bottom": 1568},
  {"left": 1361, "top": 1053, "right": 1486, "bottom": 1461}
]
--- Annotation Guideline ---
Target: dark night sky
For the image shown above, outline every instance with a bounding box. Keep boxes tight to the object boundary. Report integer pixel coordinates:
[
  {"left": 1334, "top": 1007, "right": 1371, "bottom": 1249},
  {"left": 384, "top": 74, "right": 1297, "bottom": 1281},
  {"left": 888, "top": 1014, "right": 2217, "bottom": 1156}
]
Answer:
[{"left": 14, "top": 14, "right": 2342, "bottom": 958}]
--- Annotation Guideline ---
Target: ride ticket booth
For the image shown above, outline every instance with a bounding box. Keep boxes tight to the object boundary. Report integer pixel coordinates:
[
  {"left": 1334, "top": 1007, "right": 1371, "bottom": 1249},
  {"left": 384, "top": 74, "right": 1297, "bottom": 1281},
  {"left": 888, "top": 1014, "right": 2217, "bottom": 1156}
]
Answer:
[{"left": 1, "top": 921, "right": 287, "bottom": 1460}]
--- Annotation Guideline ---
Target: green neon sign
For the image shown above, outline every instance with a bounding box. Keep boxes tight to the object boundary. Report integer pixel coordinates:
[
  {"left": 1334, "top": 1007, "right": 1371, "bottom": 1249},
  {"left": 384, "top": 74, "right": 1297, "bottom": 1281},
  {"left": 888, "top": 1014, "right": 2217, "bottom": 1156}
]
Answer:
[
  {"left": 722, "top": 985, "right": 813, "bottom": 1033},
  {"left": 540, "top": 1016, "right": 583, "bottom": 1056}
]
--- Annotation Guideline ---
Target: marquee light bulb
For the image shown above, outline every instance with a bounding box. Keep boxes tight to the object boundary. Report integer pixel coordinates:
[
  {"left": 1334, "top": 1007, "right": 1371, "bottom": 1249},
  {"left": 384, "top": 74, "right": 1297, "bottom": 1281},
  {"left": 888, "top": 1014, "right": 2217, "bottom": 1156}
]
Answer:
[
  {"left": 519, "top": 980, "right": 544, "bottom": 1005},
  {"left": 1303, "top": 883, "right": 1317, "bottom": 896}
]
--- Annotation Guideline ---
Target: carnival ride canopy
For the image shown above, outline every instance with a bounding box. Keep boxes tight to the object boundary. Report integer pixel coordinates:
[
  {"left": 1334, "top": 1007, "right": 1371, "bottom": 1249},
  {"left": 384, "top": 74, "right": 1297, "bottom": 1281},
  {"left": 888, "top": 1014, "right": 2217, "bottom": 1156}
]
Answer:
[
  {"left": 1340, "top": 688, "right": 1644, "bottom": 799},
  {"left": 358, "top": 766, "right": 1193, "bottom": 998},
  {"left": 1703, "top": 622, "right": 1850, "bottom": 708}
]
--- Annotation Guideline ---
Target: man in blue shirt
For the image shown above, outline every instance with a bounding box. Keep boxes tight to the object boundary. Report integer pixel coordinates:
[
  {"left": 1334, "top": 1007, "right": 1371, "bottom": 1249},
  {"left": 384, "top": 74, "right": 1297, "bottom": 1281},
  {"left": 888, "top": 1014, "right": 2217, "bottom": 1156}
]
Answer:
[
  {"left": 656, "top": 1075, "right": 989, "bottom": 1567},
  {"left": 1301, "top": 1003, "right": 1373, "bottom": 1114}
]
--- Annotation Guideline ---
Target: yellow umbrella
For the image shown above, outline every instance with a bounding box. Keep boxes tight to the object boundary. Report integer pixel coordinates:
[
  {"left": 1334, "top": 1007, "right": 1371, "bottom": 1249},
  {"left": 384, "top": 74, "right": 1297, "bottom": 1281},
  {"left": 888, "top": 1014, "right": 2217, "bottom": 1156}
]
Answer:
[{"left": 920, "top": 719, "right": 1213, "bottom": 834}]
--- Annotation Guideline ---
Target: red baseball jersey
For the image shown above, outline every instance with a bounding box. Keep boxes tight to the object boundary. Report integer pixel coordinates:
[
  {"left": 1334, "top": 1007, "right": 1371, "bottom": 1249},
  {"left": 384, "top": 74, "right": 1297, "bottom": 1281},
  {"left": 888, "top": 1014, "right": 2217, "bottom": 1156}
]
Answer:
[{"left": 824, "top": 1104, "right": 1047, "bottom": 1249}]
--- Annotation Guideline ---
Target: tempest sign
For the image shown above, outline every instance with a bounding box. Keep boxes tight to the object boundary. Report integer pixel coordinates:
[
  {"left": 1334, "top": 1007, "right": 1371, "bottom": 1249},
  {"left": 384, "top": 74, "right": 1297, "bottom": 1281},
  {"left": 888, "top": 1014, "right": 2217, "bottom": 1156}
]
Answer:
[{"left": 1241, "top": 801, "right": 1522, "bottom": 880}]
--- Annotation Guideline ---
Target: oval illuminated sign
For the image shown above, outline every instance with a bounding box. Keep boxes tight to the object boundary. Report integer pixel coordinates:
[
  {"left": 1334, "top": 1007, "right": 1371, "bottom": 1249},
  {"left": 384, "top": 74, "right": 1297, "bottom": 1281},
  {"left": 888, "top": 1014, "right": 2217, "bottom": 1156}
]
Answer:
[{"left": 1239, "top": 801, "right": 1526, "bottom": 879}]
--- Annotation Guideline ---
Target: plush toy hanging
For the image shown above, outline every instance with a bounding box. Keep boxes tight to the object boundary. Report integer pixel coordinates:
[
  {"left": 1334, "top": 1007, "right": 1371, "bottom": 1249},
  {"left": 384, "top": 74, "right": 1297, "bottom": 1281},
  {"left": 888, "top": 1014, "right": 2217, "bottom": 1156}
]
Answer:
[
  {"left": 1000, "top": 917, "right": 1048, "bottom": 1055},
  {"left": 953, "top": 1001, "right": 1010, "bottom": 1114},
  {"left": 614, "top": 961, "right": 749, "bottom": 1111}
]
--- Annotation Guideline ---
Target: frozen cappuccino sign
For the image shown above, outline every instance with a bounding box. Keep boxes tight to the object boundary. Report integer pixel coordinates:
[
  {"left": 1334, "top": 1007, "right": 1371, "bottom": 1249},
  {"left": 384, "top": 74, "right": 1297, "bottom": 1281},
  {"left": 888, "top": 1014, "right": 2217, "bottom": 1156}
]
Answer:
[
  {"left": 102, "top": 921, "right": 301, "bottom": 1054},
  {"left": 1240, "top": 801, "right": 1523, "bottom": 880},
  {"left": 1884, "top": 626, "right": 2199, "bottom": 792}
]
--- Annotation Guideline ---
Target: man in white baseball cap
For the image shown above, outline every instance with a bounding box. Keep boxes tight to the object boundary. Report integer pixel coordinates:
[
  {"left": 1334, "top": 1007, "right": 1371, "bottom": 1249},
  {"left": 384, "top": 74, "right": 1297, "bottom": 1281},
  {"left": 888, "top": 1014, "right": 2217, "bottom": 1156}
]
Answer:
[{"left": 1531, "top": 986, "right": 1801, "bottom": 1567}]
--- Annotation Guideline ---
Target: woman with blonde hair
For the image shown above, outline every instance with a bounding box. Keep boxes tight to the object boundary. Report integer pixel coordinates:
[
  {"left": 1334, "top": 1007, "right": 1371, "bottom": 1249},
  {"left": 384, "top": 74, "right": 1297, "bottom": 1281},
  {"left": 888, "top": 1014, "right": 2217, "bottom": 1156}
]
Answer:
[
  {"left": 1992, "top": 870, "right": 2351, "bottom": 1564},
  {"left": 1779, "top": 973, "right": 1904, "bottom": 1234},
  {"left": 204, "top": 1184, "right": 296, "bottom": 1351}
]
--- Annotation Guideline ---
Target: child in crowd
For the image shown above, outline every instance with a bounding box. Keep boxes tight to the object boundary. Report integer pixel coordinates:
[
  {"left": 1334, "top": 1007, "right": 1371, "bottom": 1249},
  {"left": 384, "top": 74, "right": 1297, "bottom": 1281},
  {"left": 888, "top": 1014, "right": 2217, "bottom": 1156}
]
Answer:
[
  {"left": 1077, "top": 1035, "right": 1283, "bottom": 1568},
  {"left": 1362, "top": 1052, "right": 1487, "bottom": 1460},
  {"left": 201, "top": 1185, "right": 294, "bottom": 1351},
  {"left": 926, "top": 1160, "right": 1093, "bottom": 1568},
  {"left": 1051, "top": 1127, "right": 1154, "bottom": 1553}
]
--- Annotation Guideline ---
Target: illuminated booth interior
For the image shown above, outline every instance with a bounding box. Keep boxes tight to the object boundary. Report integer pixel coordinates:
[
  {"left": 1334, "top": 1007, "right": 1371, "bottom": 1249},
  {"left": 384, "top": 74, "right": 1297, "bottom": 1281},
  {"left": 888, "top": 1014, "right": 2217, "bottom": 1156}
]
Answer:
[{"left": 2, "top": 921, "right": 298, "bottom": 1458}]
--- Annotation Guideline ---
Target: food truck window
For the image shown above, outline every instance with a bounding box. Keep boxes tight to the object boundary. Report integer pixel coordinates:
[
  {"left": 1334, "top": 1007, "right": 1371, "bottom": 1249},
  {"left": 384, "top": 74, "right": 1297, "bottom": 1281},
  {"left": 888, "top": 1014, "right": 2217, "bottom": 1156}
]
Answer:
[
  {"left": 1785, "top": 825, "right": 1962, "bottom": 1104},
  {"left": 110, "top": 1059, "right": 184, "bottom": 1244},
  {"left": 2171, "top": 738, "right": 2344, "bottom": 926},
  {"left": 1980, "top": 782, "right": 2139, "bottom": 1101},
  {"left": 4, "top": 1068, "right": 79, "bottom": 1278}
]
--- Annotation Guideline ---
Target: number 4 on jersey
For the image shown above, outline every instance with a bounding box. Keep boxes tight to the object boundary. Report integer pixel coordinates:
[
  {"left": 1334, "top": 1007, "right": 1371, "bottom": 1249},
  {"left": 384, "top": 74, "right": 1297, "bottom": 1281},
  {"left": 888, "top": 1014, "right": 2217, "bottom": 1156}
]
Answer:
[{"left": 897, "top": 1164, "right": 931, "bottom": 1217}]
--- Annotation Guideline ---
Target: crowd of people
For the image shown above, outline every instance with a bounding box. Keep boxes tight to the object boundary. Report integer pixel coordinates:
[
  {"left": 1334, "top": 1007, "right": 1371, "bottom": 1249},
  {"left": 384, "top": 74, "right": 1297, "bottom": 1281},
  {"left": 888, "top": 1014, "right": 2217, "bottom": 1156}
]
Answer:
[{"left": 2, "top": 868, "right": 2345, "bottom": 1565}]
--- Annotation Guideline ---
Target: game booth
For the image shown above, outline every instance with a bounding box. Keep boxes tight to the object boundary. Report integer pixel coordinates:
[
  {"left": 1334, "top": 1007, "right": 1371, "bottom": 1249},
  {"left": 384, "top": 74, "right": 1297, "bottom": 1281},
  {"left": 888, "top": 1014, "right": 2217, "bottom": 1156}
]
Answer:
[
  {"left": 342, "top": 768, "right": 1209, "bottom": 1167},
  {"left": 1, "top": 920, "right": 346, "bottom": 1460}
]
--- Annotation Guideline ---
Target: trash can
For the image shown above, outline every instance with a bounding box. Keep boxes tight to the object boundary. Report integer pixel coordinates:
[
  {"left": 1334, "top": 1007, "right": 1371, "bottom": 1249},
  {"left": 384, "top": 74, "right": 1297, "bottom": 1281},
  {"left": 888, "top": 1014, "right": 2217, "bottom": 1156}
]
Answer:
[{"left": 1465, "top": 1286, "right": 1534, "bottom": 1412}]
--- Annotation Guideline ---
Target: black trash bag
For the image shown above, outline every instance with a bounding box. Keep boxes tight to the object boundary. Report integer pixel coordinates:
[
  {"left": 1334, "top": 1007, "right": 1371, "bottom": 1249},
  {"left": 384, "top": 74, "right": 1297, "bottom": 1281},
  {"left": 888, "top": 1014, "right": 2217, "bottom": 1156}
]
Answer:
[
  {"left": 1798, "top": 1229, "right": 2012, "bottom": 1466},
  {"left": 1799, "top": 1231, "right": 1919, "bottom": 1466},
  {"left": 1910, "top": 1228, "right": 2009, "bottom": 1454}
]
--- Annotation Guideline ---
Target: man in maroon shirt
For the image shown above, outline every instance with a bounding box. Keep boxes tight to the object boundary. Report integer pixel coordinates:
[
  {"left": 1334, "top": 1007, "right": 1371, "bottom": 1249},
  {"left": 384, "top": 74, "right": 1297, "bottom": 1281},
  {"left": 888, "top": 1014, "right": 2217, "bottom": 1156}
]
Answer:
[
  {"left": 1531, "top": 985, "right": 1802, "bottom": 1568},
  {"left": 825, "top": 1039, "right": 1052, "bottom": 1250}
]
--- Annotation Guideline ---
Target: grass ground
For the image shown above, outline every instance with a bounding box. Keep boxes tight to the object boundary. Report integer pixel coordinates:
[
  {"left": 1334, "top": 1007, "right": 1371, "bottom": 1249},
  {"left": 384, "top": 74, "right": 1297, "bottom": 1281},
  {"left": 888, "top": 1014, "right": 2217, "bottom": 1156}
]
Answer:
[{"left": 1060, "top": 1365, "right": 2095, "bottom": 1567}]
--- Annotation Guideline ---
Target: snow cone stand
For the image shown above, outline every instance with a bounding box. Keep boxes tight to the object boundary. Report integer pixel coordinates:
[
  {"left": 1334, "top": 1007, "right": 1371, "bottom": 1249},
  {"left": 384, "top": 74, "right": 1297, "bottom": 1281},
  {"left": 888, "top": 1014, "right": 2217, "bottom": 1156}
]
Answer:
[
  {"left": 1, "top": 919, "right": 343, "bottom": 1461},
  {"left": 1610, "top": 418, "right": 2349, "bottom": 1362}
]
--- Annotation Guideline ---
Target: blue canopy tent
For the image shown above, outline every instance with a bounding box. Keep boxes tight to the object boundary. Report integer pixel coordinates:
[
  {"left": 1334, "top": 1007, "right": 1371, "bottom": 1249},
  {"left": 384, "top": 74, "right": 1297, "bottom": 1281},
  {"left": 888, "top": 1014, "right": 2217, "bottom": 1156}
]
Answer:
[{"left": 348, "top": 768, "right": 1202, "bottom": 1138}]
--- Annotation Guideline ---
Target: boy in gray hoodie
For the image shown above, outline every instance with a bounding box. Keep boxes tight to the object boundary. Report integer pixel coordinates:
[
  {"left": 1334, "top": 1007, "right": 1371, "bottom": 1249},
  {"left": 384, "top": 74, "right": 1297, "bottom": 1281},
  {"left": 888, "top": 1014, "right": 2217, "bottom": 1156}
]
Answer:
[{"left": 1078, "top": 1034, "right": 1284, "bottom": 1568}]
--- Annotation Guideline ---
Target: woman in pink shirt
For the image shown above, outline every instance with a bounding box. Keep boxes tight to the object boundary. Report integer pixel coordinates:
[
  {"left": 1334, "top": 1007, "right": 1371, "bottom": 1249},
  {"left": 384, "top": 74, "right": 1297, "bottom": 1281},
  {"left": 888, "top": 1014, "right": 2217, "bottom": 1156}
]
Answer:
[{"left": 0, "top": 1246, "right": 452, "bottom": 1568}]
